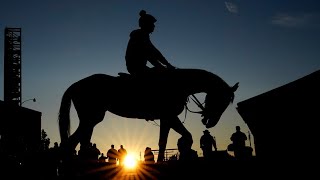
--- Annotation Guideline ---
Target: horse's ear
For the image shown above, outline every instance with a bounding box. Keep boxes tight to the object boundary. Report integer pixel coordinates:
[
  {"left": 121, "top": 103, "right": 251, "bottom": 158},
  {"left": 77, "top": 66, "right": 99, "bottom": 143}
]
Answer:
[
  {"left": 230, "top": 82, "right": 239, "bottom": 103},
  {"left": 231, "top": 82, "right": 239, "bottom": 92}
]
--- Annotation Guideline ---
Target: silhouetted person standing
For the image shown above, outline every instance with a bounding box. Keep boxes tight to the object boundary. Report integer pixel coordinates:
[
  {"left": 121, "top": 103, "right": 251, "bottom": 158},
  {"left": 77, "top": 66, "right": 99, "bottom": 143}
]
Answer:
[
  {"left": 106, "top": 144, "right": 118, "bottom": 165},
  {"left": 98, "top": 153, "right": 107, "bottom": 163},
  {"left": 91, "top": 143, "right": 101, "bottom": 162},
  {"left": 230, "top": 126, "right": 248, "bottom": 159},
  {"left": 177, "top": 136, "right": 198, "bottom": 161},
  {"left": 200, "top": 130, "right": 217, "bottom": 159},
  {"left": 118, "top": 145, "right": 127, "bottom": 166},
  {"left": 125, "top": 10, "right": 175, "bottom": 76},
  {"left": 144, "top": 147, "right": 155, "bottom": 164}
]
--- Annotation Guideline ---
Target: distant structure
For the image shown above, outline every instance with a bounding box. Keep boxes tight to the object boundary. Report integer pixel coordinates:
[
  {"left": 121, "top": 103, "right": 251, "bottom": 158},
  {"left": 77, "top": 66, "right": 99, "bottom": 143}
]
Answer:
[
  {"left": 0, "top": 101, "right": 41, "bottom": 154},
  {"left": 4, "top": 27, "right": 22, "bottom": 106},
  {"left": 237, "top": 70, "right": 320, "bottom": 168},
  {"left": 150, "top": 148, "right": 179, "bottom": 162},
  {"left": 0, "top": 27, "right": 41, "bottom": 157}
]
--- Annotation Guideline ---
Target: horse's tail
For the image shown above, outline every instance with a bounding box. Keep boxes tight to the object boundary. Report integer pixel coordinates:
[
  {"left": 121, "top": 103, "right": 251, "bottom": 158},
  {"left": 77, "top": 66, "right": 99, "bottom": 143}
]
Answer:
[{"left": 58, "top": 85, "right": 73, "bottom": 144}]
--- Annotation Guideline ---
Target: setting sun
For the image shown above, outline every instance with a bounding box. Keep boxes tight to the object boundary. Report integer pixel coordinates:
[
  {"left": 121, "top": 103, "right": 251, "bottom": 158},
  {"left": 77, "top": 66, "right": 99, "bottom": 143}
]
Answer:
[{"left": 124, "top": 154, "right": 138, "bottom": 169}]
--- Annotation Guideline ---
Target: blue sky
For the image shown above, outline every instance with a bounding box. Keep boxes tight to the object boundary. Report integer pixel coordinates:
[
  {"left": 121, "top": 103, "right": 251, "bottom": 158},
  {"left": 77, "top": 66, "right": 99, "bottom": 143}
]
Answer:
[{"left": 1, "top": 0, "right": 319, "bottom": 159}]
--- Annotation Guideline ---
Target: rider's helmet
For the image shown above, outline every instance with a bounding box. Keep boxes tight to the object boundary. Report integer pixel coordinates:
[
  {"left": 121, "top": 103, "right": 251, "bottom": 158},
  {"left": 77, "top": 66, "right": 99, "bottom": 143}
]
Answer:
[{"left": 139, "top": 10, "right": 157, "bottom": 28}]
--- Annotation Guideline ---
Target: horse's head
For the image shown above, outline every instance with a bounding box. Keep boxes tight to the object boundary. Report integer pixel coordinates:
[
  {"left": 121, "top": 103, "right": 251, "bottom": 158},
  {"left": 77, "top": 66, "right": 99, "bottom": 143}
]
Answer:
[{"left": 201, "top": 82, "right": 239, "bottom": 128}]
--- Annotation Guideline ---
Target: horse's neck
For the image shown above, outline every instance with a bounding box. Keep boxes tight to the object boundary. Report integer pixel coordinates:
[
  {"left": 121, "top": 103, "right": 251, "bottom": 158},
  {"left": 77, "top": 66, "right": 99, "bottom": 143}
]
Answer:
[{"left": 178, "top": 69, "right": 218, "bottom": 95}]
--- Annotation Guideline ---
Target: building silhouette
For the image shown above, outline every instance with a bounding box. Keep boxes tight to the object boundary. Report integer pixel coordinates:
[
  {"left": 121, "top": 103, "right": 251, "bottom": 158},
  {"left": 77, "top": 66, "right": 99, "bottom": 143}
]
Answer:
[
  {"left": 4, "top": 28, "right": 22, "bottom": 106},
  {"left": 0, "top": 27, "right": 41, "bottom": 157},
  {"left": 237, "top": 69, "right": 320, "bottom": 171}
]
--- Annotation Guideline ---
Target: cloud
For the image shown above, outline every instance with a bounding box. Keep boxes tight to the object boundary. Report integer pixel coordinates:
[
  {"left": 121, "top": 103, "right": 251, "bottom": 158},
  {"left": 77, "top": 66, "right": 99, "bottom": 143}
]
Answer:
[
  {"left": 271, "top": 13, "right": 316, "bottom": 28},
  {"left": 225, "top": 1, "right": 239, "bottom": 14}
]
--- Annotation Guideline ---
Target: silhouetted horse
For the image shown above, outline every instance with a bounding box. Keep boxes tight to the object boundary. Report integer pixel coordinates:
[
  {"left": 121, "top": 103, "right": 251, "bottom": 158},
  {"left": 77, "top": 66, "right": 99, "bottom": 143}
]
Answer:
[{"left": 58, "top": 68, "right": 239, "bottom": 162}]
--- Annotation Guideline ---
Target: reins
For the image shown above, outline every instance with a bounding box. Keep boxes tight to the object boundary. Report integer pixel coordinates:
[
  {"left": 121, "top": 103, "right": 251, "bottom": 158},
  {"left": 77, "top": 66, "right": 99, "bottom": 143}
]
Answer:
[
  {"left": 147, "top": 94, "right": 205, "bottom": 126},
  {"left": 182, "top": 94, "right": 205, "bottom": 123},
  {"left": 190, "top": 94, "right": 205, "bottom": 112}
]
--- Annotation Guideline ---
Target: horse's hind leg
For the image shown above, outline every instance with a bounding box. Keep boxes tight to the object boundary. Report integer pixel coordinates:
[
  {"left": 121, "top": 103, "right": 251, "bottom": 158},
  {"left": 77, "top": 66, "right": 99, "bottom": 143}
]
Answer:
[
  {"left": 76, "top": 109, "right": 106, "bottom": 149},
  {"left": 67, "top": 121, "right": 93, "bottom": 150}
]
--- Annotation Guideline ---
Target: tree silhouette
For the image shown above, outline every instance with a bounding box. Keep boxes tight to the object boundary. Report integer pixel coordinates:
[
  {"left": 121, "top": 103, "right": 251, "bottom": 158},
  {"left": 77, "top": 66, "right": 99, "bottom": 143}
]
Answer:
[{"left": 40, "top": 129, "right": 50, "bottom": 151}]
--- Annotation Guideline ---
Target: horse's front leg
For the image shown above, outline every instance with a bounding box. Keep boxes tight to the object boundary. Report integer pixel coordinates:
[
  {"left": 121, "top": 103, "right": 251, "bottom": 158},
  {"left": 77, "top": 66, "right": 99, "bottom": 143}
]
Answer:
[{"left": 158, "top": 118, "right": 171, "bottom": 162}]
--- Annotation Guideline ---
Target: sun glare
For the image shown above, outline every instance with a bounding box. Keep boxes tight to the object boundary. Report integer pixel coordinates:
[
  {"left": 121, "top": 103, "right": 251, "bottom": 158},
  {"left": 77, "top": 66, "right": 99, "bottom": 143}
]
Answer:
[{"left": 124, "top": 154, "right": 137, "bottom": 169}]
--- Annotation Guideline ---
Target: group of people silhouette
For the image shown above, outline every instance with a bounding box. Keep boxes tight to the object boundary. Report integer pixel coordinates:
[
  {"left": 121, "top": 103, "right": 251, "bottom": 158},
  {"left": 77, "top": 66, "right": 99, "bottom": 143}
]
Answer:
[
  {"left": 98, "top": 144, "right": 127, "bottom": 166},
  {"left": 57, "top": 124, "right": 251, "bottom": 169},
  {"left": 68, "top": 127, "right": 251, "bottom": 167},
  {"left": 176, "top": 125, "right": 252, "bottom": 161},
  {"left": 199, "top": 125, "right": 252, "bottom": 160},
  {"left": 22, "top": 124, "right": 252, "bottom": 179},
  {"left": 101, "top": 144, "right": 155, "bottom": 166}
]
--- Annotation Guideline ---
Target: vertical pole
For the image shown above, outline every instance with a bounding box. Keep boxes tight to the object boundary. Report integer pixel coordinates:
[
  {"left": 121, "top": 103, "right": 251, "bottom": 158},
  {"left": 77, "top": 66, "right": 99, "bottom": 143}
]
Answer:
[{"left": 248, "top": 131, "right": 252, "bottom": 147}]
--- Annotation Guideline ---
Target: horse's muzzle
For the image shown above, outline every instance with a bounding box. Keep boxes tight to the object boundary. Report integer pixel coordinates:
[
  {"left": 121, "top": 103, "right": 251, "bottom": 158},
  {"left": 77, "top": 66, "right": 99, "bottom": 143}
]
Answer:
[
  {"left": 204, "top": 116, "right": 220, "bottom": 129},
  {"left": 201, "top": 117, "right": 208, "bottom": 126}
]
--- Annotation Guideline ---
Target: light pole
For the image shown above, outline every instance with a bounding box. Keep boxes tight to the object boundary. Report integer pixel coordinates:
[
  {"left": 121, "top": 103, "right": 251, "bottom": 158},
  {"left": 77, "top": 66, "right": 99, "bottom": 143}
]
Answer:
[{"left": 21, "top": 98, "right": 36, "bottom": 106}]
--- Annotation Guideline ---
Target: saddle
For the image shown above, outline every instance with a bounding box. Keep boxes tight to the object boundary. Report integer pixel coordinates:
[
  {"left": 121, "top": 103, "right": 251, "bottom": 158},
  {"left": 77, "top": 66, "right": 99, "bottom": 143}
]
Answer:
[
  {"left": 117, "top": 70, "right": 174, "bottom": 87},
  {"left": 118, "top": 72, "right": 131, "bottom": 78},
  {"left": 118, "top": 68, "right": 174, "bottom": 79},
  {"left": 117, "top": 71, "right": 163, "bottom": 81}
]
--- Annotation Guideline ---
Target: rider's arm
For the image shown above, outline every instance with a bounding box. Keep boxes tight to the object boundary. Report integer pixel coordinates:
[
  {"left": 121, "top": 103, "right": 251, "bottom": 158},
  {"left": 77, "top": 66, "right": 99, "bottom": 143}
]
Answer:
[{"left": 147, "top": 40, "right": 175, "bottom": 69}]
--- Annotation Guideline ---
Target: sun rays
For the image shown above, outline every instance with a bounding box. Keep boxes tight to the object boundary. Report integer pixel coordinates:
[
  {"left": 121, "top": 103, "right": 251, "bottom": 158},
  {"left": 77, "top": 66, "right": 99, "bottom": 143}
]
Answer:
[
  {"left": 95, "top": 161, "right": 160, "bottom": 180},
  {"left": 123, "top": 154, "right": 138, "bottom": 169}
]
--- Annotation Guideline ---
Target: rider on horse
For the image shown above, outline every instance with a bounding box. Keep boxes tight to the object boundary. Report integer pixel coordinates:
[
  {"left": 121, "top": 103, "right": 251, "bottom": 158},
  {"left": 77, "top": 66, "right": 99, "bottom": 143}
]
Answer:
[{"left": 125, "top": 10, "right": 175, "bottom": 76}]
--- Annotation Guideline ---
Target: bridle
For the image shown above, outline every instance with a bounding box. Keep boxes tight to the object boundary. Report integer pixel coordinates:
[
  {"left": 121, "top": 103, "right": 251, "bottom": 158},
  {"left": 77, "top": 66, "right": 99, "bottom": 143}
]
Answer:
[
  {"left": 182, "top": 82, "right": 239, "bottom": 124},
  {"left": 187, "top": 94, "right": 205, "bottom": 114},
  {"left": 182, "top": 94, "right": 206, "bottom": 123}
]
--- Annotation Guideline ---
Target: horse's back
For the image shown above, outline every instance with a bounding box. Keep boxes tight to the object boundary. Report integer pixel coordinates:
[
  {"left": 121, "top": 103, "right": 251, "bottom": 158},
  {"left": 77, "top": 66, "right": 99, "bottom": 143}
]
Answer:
[
  {"left": 84, "top": 73, "right": 114, "bottom": 80},
  {"left": 70, "top": 73, "right": 116, "bottom": 97},
  {"left": 75, "top": 73, "right": 114, "bottom": 85}
]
